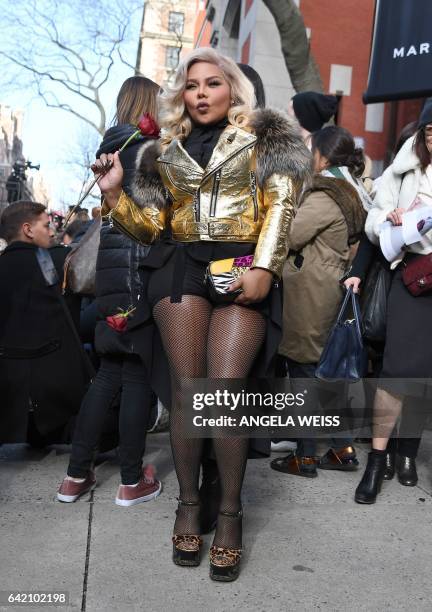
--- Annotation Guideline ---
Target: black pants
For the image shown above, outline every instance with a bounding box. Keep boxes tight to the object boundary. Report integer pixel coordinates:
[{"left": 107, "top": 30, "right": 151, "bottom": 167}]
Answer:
[
  {"left": 68, "top": 354, "right": 152, "bottom": 484},
  {"left": 286, "top": 358, "right": 353, "bottom": 457}
]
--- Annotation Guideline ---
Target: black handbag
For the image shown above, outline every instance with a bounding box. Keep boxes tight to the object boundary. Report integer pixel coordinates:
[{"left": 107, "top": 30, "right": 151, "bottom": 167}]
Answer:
[
  {"left": 316, "top": 287, "right": 367, "bottom": 382},
  {"left": 360, "top": 257, "right": 392, "bottom": 344}
]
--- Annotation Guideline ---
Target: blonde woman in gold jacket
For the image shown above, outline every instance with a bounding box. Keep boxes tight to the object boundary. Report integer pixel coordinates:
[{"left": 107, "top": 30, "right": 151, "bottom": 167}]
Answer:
[{"left": 94, "top": 48, "right": 310, "bottom": 581}]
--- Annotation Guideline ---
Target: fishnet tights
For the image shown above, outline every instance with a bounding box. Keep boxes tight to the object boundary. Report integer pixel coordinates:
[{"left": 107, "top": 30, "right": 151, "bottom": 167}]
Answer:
[{"left": 153, "top": 296, "right": 265, "bottom": 549}]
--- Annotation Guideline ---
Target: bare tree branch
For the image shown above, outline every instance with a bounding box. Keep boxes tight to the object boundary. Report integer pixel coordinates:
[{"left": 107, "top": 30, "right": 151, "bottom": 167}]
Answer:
[
  {"left": 118, "top": 48, "right": 137, "bottom": 73},
  {"left": 0, "top": 0, "right": 143, "bottom": 136}
]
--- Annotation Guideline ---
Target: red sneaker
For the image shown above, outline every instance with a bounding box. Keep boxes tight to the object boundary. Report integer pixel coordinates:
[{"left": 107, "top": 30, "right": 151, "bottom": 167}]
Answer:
[
  {"left": 57, "top": 472, "right": 96, "bottom": 502},
  {"left": 115, "top": 465, "right": 162, "bottom": 507}
]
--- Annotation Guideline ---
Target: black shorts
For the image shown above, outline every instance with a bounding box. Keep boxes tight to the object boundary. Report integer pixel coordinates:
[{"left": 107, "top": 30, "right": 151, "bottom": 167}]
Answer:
[{"left": 146, "top": 241, "right": 268, "bottom": 312}]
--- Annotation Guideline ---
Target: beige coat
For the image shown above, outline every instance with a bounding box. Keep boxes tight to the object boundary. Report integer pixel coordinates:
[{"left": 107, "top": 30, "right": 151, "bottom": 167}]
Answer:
[{"left": 279, "top": 180, "right": 362, "bottom": 364}]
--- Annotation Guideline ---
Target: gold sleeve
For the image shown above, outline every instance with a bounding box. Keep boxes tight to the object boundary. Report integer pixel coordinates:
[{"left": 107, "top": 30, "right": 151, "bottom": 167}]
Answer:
[
  {"left": 101, "top": 190, "right": 166, "bottom": 245},
  {"left": 252, "top": 174, "right": 300, "bottom": 278}
]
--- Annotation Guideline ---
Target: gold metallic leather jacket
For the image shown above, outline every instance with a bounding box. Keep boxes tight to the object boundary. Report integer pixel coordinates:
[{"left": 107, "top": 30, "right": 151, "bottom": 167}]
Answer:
[{"left": 103, "top": 110, "right": 311, "bottom": 277}]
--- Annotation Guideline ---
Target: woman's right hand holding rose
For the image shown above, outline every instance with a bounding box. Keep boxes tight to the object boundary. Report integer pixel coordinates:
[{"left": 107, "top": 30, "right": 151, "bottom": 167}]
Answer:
[{"left": 91, "top": 151, "right": 124, "bottom": 210}]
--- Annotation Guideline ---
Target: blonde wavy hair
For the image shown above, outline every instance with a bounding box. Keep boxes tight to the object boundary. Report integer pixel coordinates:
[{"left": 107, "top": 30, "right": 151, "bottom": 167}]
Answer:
[{"left": 159, "top": 48, "right": 256, "bottom": 144}]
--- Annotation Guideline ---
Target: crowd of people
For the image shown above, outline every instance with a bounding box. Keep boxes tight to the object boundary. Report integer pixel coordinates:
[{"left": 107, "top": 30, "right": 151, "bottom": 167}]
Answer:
[{"left": 1, "top": 47, "right": 431, "bottom": 583}]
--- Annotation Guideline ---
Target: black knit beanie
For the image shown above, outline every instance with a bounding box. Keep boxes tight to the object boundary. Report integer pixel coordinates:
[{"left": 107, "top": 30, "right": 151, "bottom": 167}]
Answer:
[
  {"left": 292, "top": 91, "right": 339, "bottom": 133},
  {"left": 418, "top": 98, "right": 432, "bottom": 129}
]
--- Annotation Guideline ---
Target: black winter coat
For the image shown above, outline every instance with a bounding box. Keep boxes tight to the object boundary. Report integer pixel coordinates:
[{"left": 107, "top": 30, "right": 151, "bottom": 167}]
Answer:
[
  {"left": 94, "top": 125, "right": 152, "bottom": 355},
  {"left": 0, "top": 242, "right": 91, "bottom": 442}
]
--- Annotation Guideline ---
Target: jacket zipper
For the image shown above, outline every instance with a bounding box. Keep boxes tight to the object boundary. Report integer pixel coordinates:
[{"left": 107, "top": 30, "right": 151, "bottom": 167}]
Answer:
[
  {"left": 193, "top": 188, "right": 201, "bottom": 221},
  {"left": 250, "top": 171, "right": 258, "bottom": 222},
  {"left": 209, "top": 170, "right": 221, "bottom": 218},
  {"left": 107, "top": 210, "right": 114, "bottom": 228}
]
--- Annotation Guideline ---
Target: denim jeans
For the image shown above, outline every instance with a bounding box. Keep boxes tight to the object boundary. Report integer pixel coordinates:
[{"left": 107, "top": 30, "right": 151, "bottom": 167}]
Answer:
[
  {"left": 286, "top": 358, "right": 354, "bottom": 457},
  {"left": 68, "top": 354, "right": 152, "bottom": 484}
]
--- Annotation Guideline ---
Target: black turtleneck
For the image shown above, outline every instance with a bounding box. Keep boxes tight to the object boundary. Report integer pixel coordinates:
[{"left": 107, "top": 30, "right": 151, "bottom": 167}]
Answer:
[{"left": 183, "top": 118, "right": 229, "bottom": 169}]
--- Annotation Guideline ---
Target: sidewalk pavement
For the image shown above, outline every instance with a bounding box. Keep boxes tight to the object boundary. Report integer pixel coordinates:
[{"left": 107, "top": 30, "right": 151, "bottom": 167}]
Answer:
[{"left": 1, "top": 433, "right": 432, "bottom": 612}]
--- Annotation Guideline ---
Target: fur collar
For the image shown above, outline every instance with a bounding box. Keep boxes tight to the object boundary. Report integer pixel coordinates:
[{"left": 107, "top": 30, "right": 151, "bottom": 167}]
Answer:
[
  {"left": 131, "top": 140, "right": 166, "bottom": 210},
  {"left": 306, "top": 175, "right": 366, "bottom": 244},
  {"left": 250, "top": 108, "right": 312, "bottom": 187}
]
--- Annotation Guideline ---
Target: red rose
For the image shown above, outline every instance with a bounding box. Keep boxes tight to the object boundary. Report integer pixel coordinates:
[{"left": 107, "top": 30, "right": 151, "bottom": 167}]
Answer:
[
  {"left": 137, "top": 113, "right": 160, "bottom": 138},
  {"left": 106, "top": 314, "right": 128, "bottom": 332}
]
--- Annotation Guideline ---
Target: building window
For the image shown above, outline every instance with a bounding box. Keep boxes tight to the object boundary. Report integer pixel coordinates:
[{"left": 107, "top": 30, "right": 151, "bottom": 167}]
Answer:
[
  {"left": 168, "top": 11, "right": 184, "bottom": 35},
  {"left": 166, "top": 46, "right": 180, "bottom": 69}
]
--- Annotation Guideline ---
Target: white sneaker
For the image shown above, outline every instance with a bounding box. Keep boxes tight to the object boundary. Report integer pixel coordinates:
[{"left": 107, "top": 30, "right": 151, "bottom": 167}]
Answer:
[{"left": 271, "top": 440, "right": 297, "bottom": 453}]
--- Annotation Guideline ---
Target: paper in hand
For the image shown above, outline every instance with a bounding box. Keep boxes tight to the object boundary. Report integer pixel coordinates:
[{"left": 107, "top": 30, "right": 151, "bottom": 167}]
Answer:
[{"left": 379, "top": 205, "right": 432, "bottom": 262}]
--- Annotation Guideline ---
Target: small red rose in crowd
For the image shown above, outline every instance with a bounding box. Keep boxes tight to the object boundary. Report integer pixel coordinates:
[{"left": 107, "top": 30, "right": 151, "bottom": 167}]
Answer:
[
  {"left": 106, "top": 306, "right": 136, "bottom": 333},
  {"left": 106, "top": 314, "right": 128, "bottom": 332},
  {"left": 137, "top": 113, "right": 160, "bottom": 138}
]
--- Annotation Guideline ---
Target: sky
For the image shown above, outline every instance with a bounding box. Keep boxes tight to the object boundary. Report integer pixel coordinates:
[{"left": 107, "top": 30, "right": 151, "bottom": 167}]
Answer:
[{"left": 0, "top": 0, "right": 144, "bottom": 211}]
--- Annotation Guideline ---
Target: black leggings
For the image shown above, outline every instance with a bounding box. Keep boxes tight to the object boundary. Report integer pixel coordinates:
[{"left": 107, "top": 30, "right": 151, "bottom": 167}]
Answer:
[{"left": 68, "top": 354, "right": 152, "bottom": 484}]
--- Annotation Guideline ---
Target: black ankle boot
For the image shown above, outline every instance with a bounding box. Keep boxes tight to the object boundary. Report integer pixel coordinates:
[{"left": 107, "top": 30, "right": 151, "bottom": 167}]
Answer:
[
  {"left": 355, "top": 451, "right": 386, "bottom": 504},
  {"left": 383, "top": 451, "right": 396, "bottom": 480},
  {"left": 397, "top": 455, "right": 418, "bottom": 486},
  {"left": 199, "top": 458, "right": 221, "bottom": 534}
]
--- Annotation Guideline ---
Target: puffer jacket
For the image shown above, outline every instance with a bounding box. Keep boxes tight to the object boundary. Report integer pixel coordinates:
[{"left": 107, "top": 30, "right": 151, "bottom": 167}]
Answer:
[
  {"left": 95, "top": 224, "right": 150, "bottom": 320},
  {"left": 94, "top": 125, "right": 154, "bottom": 355}
]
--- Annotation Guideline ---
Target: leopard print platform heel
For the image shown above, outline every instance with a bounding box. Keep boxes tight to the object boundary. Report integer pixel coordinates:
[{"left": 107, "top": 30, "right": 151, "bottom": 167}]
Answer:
[
  {"left": 172, "top": 500, "right": 203, "bottom": 567},
  {"left": 209, "top": 509, "right": 243, "bottom": 582}
]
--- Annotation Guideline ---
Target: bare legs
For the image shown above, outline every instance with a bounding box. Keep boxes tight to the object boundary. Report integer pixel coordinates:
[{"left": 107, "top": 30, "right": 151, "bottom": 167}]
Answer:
[
  {"left": 372, "top": 388, "right": 403, "bottom": 450},
  {"left": 355, "top": 387, "right": 404, "bottom": 504}
]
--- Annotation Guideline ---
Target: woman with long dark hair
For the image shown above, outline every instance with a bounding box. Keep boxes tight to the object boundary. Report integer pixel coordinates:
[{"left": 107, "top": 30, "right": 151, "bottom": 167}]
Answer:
[
  {"left": 355, "top": 101, "right": 432, "bottom": 503},
  {"left": 344, "top": 120, "right": 423, "bottom": 487},
  {"left": 57, "top": 76, "right": 163, "bottom": 507},
  {"left": 273, "top": 126, "right": 370, "bottom": 477},
  {"left": 92, "top": 48, "right": 310, "bottom": 581}
]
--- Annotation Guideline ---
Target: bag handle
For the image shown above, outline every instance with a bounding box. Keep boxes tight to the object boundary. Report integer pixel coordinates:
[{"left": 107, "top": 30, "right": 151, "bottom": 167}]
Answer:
[
  {"left": 336, "top": 287, "right": 363, "bottom": 340},
  {"left": 336, "top": 286, "right": 353, "bottom": 325},
  {"left": 350, "top": 288, "right": 363, "bottom": 339}
]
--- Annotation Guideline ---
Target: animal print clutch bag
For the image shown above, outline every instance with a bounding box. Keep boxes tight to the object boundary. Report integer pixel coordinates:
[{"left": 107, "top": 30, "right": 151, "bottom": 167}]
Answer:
[{"left": 205, "top": 254, "right": 254, "bottom": 303}]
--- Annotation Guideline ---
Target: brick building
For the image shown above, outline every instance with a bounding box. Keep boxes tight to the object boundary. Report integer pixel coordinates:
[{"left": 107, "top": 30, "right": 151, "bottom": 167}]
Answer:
[
  {"left": 194, "top": 0, "right": 425, "bottom": 175},
  {"left": 136, "top": 0, "right": 197, "bottom": 86}
]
